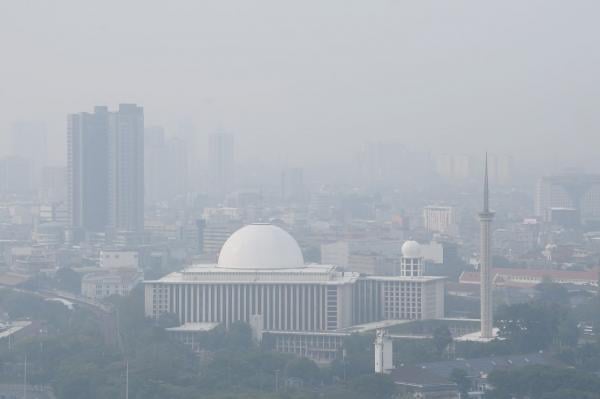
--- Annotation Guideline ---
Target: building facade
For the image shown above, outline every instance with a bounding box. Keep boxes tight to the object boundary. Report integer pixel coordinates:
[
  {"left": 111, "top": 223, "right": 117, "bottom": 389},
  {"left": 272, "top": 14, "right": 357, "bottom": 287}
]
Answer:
[
  {"left": 423, "top": 206, "right": 457, "bottom": 235},
  {"left": 107, "top": 104, "right": 144, "bottom": 234},
  {"left": 67, "top": 106, "right": 110, "bottom": 233},
  {"left": 82, "top": 269, "right": 143, "bottom": 299},
  {"left": 535, "top": 174, "right": 600, "bottom": 224},
  {"left": 68, "top": 104, "right": 144, "bottom": 238},
  {"left": 145, "top": 224, "right": 445, "bottom": 336}
]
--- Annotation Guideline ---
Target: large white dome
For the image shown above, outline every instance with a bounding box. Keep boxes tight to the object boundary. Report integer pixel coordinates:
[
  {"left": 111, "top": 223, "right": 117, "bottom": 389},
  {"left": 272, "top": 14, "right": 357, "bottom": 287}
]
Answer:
[{"left": 217, "top": 223, "right": 305, "bottom": 269}]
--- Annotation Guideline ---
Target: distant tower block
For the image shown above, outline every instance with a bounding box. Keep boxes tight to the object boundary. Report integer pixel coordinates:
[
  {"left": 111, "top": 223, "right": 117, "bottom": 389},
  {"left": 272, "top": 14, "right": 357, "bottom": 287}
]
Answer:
[
  {"left": 479, "top": 154, "right": 495, "bottom": 339},
  {"left": 400, "top": 240, "right": 423, "bottom": 277},
  {"left": 374, "top": 329, "right": 394, "bottom": 374}
]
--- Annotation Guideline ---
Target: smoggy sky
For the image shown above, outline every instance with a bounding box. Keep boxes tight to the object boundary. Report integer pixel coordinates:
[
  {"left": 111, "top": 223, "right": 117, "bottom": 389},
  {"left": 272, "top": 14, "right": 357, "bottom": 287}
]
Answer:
[{"left": 1, "top": 0, "right": 599, "bottom": 168}]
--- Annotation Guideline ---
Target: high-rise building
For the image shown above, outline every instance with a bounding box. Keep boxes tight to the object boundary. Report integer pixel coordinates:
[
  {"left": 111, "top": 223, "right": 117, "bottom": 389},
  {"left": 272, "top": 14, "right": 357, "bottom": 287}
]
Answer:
[
  {"left": 208, "top": 131, "right": 234, "bottom": 198},
  {"left": 535, "top": 174, "right": 600, "bottom": 225},
  {"left": 68, "top": 104, "right": 144, "bottom": 236},
  {"left": 423, "top": 206, "right": 458, "bottom": 235},
  {"left": 68, "top": 106, "right": 110, "bottom": 232},
  {"left": 145, "top": 126, "right": 189, "bottom": 204},
  {"left": 107, "top": 104, "right": 144, "bottom": 234}
]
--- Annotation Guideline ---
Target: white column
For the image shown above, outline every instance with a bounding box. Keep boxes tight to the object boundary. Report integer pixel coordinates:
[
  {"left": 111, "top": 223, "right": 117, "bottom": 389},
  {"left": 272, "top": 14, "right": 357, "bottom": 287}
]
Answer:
[
  {"left": 295, "top": 285, "right": 300, "bottom": 330},
  {"left": 178, "top": 285, "right": 183, "bottom": 322},
  {"left": 278, "top": 285, "right": 283, "bottom": 330}
]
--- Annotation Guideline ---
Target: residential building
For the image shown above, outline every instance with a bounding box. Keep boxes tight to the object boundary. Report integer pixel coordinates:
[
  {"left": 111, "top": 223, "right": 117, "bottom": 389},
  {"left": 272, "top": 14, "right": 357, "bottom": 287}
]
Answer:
[
  {"left": 423, "top": 206, "right": 458, "bottom": 235},
  {"left": 68, "top": 105, "right": 144, "bottom": 238}
]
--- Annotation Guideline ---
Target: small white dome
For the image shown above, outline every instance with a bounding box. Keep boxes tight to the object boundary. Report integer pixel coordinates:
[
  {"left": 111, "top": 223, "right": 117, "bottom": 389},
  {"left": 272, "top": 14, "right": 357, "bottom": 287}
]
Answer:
[
  {"left": 401, "top": 240, "right": 421, "bottom": 258},
  {"left": 218, "top": 223, "right": 305, "bottom": 269}
]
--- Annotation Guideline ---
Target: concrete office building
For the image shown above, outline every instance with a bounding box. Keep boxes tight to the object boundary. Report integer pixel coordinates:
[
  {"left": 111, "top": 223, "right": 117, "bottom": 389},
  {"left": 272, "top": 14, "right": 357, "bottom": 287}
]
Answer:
[{"left": 423, "top": 206, "right": 458, "bottom": 235}]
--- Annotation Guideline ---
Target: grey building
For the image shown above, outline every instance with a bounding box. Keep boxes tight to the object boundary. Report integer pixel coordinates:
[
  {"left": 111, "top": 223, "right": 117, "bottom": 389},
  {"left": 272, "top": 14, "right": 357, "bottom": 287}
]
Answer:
[
  {"left": 68, "top": 104, "right": 144, "bottom": 238},
  {"left": 208, "top": 130, "right": 234, "bottom": 198},
  {"left": 107, "top": 104, "right": 144, "bottom": 234}
]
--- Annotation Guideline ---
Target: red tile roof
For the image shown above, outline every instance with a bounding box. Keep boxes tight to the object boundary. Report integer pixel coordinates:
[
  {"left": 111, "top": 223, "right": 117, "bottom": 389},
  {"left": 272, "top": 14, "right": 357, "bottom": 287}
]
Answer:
[{"left": 459, "top": 267, "right": 599, "bottom": 287}]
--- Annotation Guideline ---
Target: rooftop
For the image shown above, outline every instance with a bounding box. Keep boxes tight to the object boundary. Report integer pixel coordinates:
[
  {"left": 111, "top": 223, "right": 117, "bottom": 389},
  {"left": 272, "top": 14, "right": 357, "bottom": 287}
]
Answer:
[
  {"left": 165, "top": 322, "right": 220, "bottom": 332},
  {"left": 146, "top": 263, "right": 360, "bottom": 284}
]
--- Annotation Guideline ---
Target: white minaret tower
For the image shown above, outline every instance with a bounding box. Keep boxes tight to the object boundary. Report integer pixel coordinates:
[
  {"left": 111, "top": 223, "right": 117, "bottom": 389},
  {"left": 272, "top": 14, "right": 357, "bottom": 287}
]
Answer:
[{"left": 479, "top": 154, "right": 495, "bottom": 339}]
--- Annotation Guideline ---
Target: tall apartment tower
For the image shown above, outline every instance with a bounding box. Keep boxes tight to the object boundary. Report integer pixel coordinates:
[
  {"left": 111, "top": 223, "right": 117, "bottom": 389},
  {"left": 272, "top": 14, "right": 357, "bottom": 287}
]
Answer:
[
  {"left": 479, "top": 155, "right": 495, "bottom": 339},
  {"left": 107, "top": 104, "right": 144, "bottom": 234},
  {"left": 67, "top": 106, "right": 110, "bottom": 233},
  {"left": 208, "top": 131, "right": 234, "bottom": 199},
  {"left": 68, "top": 104, "right": 144, "bottom": 237}
]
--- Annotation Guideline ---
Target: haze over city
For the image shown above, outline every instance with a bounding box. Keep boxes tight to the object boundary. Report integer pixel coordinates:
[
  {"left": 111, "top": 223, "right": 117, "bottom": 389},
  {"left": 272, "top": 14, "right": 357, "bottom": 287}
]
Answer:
[
  {"left": 2, "top": 2, "right": 600, "bottom": 399},
  {"left": 2, "top": 1, "right": 600, "bottom": 169}
]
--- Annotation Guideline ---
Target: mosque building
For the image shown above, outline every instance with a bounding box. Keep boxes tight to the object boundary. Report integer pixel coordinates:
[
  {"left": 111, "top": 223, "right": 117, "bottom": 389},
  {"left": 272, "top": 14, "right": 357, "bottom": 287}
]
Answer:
[{"left": 145, "top": 223, "right": 445, "bottom": 361}]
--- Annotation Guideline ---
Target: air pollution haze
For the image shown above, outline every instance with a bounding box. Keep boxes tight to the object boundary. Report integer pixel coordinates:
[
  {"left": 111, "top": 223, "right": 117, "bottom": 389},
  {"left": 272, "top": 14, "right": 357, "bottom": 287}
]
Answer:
[
  {"left": 1, "top": 1, "right": 599, "bottom": 168},
  {"left": 3, "top": 3, "right": 600, "bottom": 399}
]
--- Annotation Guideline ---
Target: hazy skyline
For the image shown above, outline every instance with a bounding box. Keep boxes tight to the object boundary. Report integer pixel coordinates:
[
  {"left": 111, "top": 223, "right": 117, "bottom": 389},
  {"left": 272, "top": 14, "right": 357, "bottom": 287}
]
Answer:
[{"left": 1, "top": 1, "right": 599, "bottom": 168}]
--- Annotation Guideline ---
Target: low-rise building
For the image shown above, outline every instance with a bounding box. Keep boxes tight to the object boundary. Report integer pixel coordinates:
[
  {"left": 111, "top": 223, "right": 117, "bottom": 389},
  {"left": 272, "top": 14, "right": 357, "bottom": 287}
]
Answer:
[
  {"left": 459, "top": 267, "right": 599, "bottom": 289},
  {"left": 81, "top": 269, "right": 143, "bottom": 299}
]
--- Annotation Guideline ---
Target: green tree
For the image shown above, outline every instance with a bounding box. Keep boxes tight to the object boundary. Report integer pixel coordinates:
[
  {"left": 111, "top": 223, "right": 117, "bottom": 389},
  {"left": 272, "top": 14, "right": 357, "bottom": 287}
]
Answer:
[
  {"left": 449, "top": 368, "right": 470, "bottom": 398},
  {"left": 432, "top": 326, "right": 453, "bottom": 356},
  {"left": 495, "top": 301, "right": 575, "bottom": 351},
  {"left": 285, "top": 357, "right": 321, "bottom": 385},
  {"left": 223, "top": 321, "right": 254, "bottom": 350},
  {"left": 535, "top": 279, "right": 569, "bottom": 305},
  {"left": 349, "top": 374, "right": 396, "bottom": 399},
  {"left": 55, "top": 267, "right": 82, "bottom": 294},
  {"left": 487, "top": 365, "right": 600, "bottom": 399}
]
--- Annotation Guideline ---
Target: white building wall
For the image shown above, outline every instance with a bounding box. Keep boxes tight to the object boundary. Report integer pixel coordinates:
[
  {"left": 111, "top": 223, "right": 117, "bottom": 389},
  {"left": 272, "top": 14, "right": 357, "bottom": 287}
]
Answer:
[{"left": 100, "top": 250, "right": 139, "bottom": 269}]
